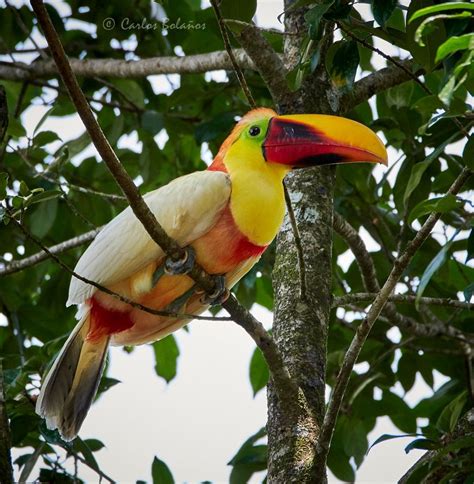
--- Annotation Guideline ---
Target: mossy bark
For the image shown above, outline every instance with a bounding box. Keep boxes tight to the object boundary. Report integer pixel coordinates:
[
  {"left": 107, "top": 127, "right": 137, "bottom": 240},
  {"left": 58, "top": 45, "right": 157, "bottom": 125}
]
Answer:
[{"left": 266, "top": 1, "right": 339, "bottom": 481}]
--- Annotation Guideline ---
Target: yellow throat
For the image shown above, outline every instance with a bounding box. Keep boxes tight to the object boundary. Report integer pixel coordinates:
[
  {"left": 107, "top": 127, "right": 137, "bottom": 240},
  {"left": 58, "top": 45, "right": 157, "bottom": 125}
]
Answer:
[{"left": 224, "top": 142, "right": 290, "bottom": 246}]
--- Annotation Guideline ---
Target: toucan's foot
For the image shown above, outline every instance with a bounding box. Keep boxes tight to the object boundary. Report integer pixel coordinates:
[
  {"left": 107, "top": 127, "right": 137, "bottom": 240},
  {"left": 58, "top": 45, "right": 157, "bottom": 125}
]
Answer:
[
  {"left": 199, "top": 275, "right": 229, "bottom": 306},
  {"left": 164, "top": 246, "right": 196, "bottom": 275}
]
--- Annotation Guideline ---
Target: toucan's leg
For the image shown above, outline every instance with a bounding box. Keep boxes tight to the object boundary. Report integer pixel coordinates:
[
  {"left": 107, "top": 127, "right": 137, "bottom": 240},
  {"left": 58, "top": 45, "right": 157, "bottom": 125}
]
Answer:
[
  {"left": 164, "top": 284, "right": 198, "bottom": 314},
  {"left": 198, "top": 275, "right": 229, "bottom": 306},
  {"left": 152, "top": 265, "right": 165, "bottom": 287},
  {"left": 164, "top": 246, "right": 196, "bottom": 275}
]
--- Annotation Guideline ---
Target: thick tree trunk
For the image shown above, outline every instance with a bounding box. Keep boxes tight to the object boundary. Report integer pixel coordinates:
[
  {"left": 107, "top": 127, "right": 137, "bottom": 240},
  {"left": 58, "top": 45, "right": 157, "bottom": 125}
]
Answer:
[
  {"left": 268, "top": 168, "right": 334, "bottom": 483},
  {"left": 267, "top": 2, "right": 337, "bottom": 481}
]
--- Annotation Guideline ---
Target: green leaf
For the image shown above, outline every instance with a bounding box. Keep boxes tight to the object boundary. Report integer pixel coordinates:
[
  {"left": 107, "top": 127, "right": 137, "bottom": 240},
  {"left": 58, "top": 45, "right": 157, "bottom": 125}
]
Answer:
[
  {"left": 463, "top": 133, "right": 474, "bottom": 170},
  {"left": 19, "top": 180, "right": 29, "bottom": 196},
  {"left": 464, "top": 282, "right": 474, "bottom": 302},
  {"left": 327, "top": 40, "right": 360, "bottom": 88},
  {"left": 96, "top": 376, "right": 121, "bottom": 397},
  {"left": 409, "top": 2, "right": 474, "bottom": 24},
  {"left": 30, "top": 198, "right": 58, "bottom": 238},
  {"left": 408, "top": 194, "right": 461, "bottom": 224},
  {"left": 436, "top": 33, "right": 474, "bottom": 62},
  {"left": 82, "top": 439, "right": 105, "bottom": 452},
  {"left": 151, "top": 456, "right": 174, "bottom": 484},
  {"left": 34, "top": 130, "right": 61, "bottom": 147},
  {"left": 436, "top": 391, "right": 467, "bottom": 432},
  {"left": 0, "top": 172, "right": 8, "bottom": 200},
  {"left": 142, "top": 111, "right": 165, "bottom": 135},
  {"left": 228, "top": 428, "right": 267, "bottom": 484},
  {"left": 74, "top": 437, "right": 101, "bottom": 473},
  {"left": 112, "top": 80, "right": 145, "bottom": 109},
  {"left": 220, "top": 0, "right": 257, "bottom": 22},
  {"left": 25, "top": 189, "right": 62, "bottom": 208},
  {"left": 368, "top": 433, "right": 420, "bottom": 454},
  {"left": 467, "top": 229, "right": 474, "bottom": 263},
  {"left": 403, "top": 159, "right": 432, "bottom": 207},
  {"left": 414, "top": 12, "right": 471, "bottom": 47},
  {"left": 304, "top": 1, "right": 334, "bottom": 40},
  {"left": 7, "top": 115, "right": 26, "bottom": 138},
  {"left": 416, "top": 232, "right": 458, "bottom": 306},
  {"left": 152, "top": 335, "right": 180, "bottom": 383},
  {"left": 404, "top": 438, "right": 438, "bottom": 453},
  {"left": 249, "top": 348, "right": 269, "bottom": 396},
  {"left": 64, "top": 131, "right": 91, "bottom": 158},
  {"left": 33, "top": 106, "right": 56, "bottom": 136},
  {"left": 342, "top": 418, "right": 368, "bottom": 467},
  {"left": 372, "top": 0, "right": 397, "bottom": 27}
]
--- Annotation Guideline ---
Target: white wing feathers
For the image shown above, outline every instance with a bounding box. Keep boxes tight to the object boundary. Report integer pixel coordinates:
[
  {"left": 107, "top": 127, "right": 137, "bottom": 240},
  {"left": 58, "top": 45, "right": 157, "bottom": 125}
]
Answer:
[{"left": 67, "top": 171, "right": 231, "bottom": 306}]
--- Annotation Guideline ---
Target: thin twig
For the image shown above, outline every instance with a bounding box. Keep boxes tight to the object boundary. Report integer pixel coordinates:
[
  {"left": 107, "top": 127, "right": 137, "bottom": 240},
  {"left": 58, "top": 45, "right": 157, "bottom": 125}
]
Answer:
[
  {"left": 333, "top": 292, "right": 473, "bottom": 310},
  {"left": 283, "top": 183, "right": 307, "bottom": 301},
  {"left": 332, "top": 212, "right": 467, "bottom": 341},
  {"left": 0, "top": 227, "right": 100, "bottom": 276},
  {"left": 337, "top": 21, "right": 429, "bottom": 95},
  {"left": 316, "top": 166, "right": 472, "bottom": 468},
  {"left": 210, "top": 0, "right": 256, "bottom": 108}
]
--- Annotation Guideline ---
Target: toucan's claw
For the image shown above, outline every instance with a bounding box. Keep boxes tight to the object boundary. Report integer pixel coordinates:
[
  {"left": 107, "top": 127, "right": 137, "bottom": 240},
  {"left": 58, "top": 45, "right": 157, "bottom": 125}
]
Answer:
[
  {"left": 164, "top": 246, "right": 196, "bottom": 275},
  {"left": 199, "top": 275, "right": 229, "bottom": 306},
  {"left": 164, "top": 284, "right": 197, "bottom": 314}
]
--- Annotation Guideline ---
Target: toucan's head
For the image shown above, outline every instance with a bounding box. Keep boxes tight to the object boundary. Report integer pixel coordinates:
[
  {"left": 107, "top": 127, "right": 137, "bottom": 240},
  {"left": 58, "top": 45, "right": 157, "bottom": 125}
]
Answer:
[{"left": 208, "top": 108, "right": 387, "bottom": 176}]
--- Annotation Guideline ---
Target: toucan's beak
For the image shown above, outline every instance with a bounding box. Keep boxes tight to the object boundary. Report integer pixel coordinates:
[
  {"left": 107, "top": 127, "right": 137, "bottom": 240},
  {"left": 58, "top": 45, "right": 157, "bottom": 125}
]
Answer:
[{"left": 262, "top": 114, "right": 388, "bottom": 167}]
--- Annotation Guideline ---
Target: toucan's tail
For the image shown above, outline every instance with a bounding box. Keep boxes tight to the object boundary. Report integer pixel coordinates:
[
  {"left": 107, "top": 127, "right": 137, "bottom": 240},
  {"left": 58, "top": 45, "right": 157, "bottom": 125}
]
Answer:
[{"left": 36, "top": 311, "right": 109, "bottom": 441}]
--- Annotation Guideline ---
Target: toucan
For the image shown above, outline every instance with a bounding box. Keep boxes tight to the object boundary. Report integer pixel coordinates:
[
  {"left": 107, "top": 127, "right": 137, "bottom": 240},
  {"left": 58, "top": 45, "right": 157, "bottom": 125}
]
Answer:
[{"left": 36, "top": 108, "right": 387, "bottom": 440}]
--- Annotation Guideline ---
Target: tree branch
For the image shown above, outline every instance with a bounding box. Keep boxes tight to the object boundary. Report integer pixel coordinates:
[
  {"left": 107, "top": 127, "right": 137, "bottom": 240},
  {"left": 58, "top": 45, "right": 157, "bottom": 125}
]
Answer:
[
  {"left": 0, "top": 227, "right": 100, "bottom": 276},
  {"left": 30, "top": 0, "right": 298, "bottom": 411},
  {"left": 332, "top": 213, "right": 470, "bottom": 341},
  {"left": 211, "top": 1, "right": 256, "bottom": 108},
  {"left": 0, "top": 50, "right": 257, "bottom": 81},
  {"left": 340, "top": 59, "right": 419, "bottom": 111},
  {"left": 316, "top": 166, "right": 473, "bottom": 466},
  {"left": 230, "top": 22, "right": 293, "bottom": 110},
  {"left": 333, "top": 292, "right": 473, "bottom": 311}
]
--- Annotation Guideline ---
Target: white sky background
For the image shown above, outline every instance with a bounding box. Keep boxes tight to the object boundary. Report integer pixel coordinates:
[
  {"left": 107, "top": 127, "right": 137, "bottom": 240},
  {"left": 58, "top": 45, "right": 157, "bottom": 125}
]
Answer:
[{"left": 2, "top": 0, "right": 471, "bottom": 482}]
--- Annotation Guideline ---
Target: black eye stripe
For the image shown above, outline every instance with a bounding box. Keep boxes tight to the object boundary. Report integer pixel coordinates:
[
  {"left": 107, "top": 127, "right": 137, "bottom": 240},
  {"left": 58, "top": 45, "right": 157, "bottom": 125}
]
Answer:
[{"left": 249, "top": 126, "right": 261, "bottom": 136}]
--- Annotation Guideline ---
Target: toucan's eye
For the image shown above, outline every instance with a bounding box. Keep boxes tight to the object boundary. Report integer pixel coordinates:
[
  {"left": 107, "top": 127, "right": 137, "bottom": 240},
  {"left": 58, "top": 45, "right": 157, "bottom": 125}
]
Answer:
[{"left": 249, "top": 126, "right": 261, "bottom": 137}]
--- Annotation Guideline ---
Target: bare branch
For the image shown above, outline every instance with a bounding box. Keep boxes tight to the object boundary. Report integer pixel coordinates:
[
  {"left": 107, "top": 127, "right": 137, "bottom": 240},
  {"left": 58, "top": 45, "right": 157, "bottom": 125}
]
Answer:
[
  {"left": 0, "top": 50, "right": 256, "bottom": 81},
  {"left": 333, "top": 292, "right": 473, "bottom": 310},
  {"left": 230, "top": 22, "right": 293, "bottom": 110},
  {"left": 332, "top": 212, "right": 466, "bottom": 341},
  {"left": 211, "top": 0, "right": 256, "bottom": 108},
  {"left": 333, "top": 213, "right": 379, "bottom": 293},
  {"left": 30, "top": 0, "right": 298, "bottom": 410},
  {"left": 0, "top": 227, "right": 100, "bottom": 276},
  {"left": 317, "top": 166, "right": 473, "bottom": 466}
]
